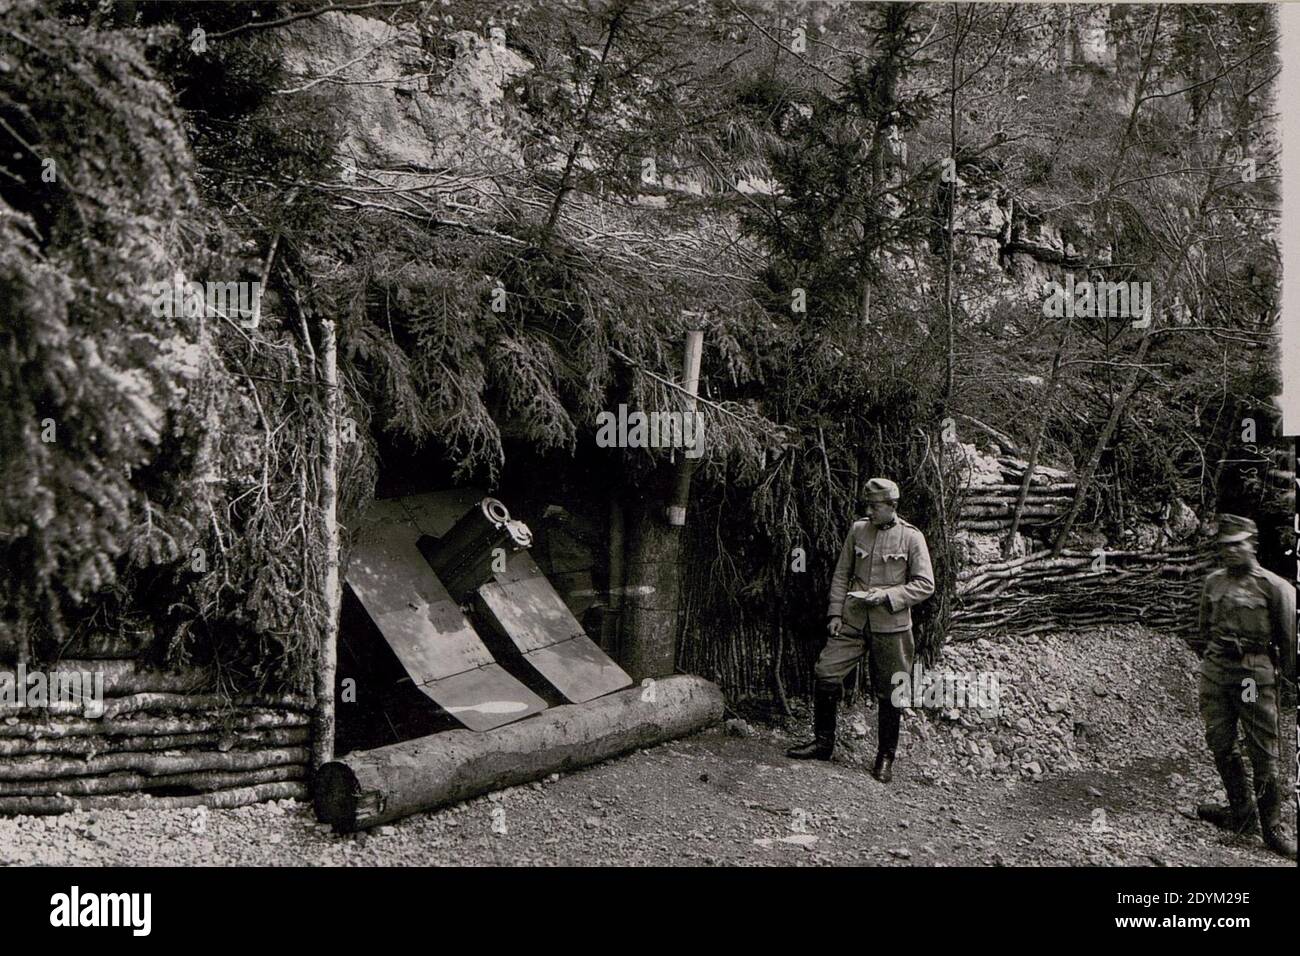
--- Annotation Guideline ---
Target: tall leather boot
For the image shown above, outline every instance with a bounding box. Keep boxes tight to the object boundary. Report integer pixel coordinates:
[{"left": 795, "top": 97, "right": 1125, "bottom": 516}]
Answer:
[
  {"left": 872, "top": 700, "right": 901, "bottom": 783},
  {"left": 1197, "top": 753, "right": 1258, "bottom": 835},
  {"left": 787, "top": 682, "right": 841, "bottom": 760},
  {"left": 1255, "top": 773, "right": 1297, "bottom": 860}
]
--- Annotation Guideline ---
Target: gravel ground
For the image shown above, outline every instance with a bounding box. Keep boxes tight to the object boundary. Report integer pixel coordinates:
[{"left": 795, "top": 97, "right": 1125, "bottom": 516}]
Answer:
[{"left": 2, "top": 625, "right": 1293, "bottom": 867}]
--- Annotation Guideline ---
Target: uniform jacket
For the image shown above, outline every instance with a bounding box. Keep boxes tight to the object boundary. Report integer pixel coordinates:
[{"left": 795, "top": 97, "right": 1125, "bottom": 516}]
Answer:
[
  {"left": 1198, "top": 562, "right": 1296, "bottom": 685},
  {"left": 827, "top": 516, "right": 934, "bottom": 634}
]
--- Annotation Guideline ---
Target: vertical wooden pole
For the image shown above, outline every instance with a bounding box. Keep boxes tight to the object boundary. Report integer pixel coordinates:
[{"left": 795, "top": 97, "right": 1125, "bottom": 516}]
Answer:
[
  {"left": 666, "top": 328, "right": 704, "bottom": 526},
  {"left": 313, "top": 319, "right": 340, "bottom": 769},
  {"left": 619, "top": 326, "right": 706, "bottom": 680},
  {"left": 603, "top": 494, "right": 625, "bottom": 655}
]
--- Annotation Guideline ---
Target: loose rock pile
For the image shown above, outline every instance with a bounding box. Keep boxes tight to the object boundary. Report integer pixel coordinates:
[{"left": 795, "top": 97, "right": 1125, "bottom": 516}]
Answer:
[{"left": 898, "top": 624, "right": 1207, "bottom": 783}]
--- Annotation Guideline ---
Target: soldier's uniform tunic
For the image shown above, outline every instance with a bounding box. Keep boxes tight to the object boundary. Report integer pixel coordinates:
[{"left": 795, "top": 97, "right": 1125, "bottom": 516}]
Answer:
[
  {"left": 820, "top": 515, "right": 935, "bottom": 698},
  {"left": 1197, "top": 563, "right": 1295, "bottom": 780}
]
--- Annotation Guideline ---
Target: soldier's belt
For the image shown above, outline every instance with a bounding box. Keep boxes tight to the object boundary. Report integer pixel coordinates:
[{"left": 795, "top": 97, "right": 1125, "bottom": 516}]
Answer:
[{"left": 1210, "top": 638, "right": 1270, "bottom": 659}]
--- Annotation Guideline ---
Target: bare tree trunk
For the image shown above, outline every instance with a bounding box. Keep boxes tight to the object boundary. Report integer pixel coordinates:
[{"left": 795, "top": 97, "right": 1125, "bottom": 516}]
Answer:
[
  {"left": 943, "top": 4, "right": 966, "bottom": 404},
  {"left": 1050, "top": 334, "right": 1152, "bottom": 555},
  {"left": 1050, "top": 8, "right": 1170, "bottom": 556},
  {"left": 313, "top": 319, "right": 340, "bottom": 769},
  {"left": 617, "top": 485, "right": 680, "bottom": 682},
  {"left": 539, "top": 11, "right": 623, "bottom": 249},
  {"left": 771, "top": 620, "right": 791, "bottom": 717},
  {"left": 618, "top": 330, "right": 704, "bottom": 680},
  {"left": 602, "top": 494, "right": 625, "bottom": 653},
  {"left": 613, "top": 509, "right": 676, "bottom": 681},
  {"left": 1005, "top": 338, "right": 1065, "bottom": 554}
]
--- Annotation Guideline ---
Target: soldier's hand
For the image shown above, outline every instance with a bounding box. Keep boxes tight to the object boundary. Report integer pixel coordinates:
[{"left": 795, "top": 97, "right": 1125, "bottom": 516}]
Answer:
[
  {"left": 827, "top": 617, "right": 842, "bottom": 637},
  {"left": 863, "top": 589, "right": 886, "bottom": 606}
]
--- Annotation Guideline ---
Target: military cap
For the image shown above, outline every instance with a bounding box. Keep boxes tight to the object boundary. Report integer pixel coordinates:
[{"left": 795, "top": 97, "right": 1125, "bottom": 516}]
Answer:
[
  {"left": 1215, "top": 514, "right": 1256, "bottom": 543},
  {"left": 865, "top": 477, "right": 900, "bottom": 502}
]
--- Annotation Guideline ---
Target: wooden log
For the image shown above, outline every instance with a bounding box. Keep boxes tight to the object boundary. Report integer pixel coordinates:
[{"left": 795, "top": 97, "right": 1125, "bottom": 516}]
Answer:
[
  {"left": 44, "top": 659, "right": 209, "bottom": 695},
  {"left": 0, "top": 746, "right": 310, "bottom": 782},
  {"left": 0, "top": 764, "right": 303, "bottom": 797},
  {"left": 665, "top": 327, "right": 704, "bottom": 527},
  {"left": 0, "top": 781, "right": 306, "bottom": 816},
  {"left": 960, "top": 513, "right": 1061, "bottom": 523},
  {"left": 959, "top": 555, "right": 1205, "bottom": 591},
  {"left": 964, "top": 483, "right": 1077, "bottom": 494},
  {"left": 315, "top": 674, "right": 724, "bottom": 832},
  {"left": 959, "top": 519, "right": 1056, "bottom": 532},
  {"left": 1057, "top": 544, "right": 1207, "bottom": 558},
  {"left": 0, "top": 693, "right": 311, "bottom": 721},
  {"left": 957, "top": 549, "right": 1053, "bottom": 580},
  {"left": 962, "top": 494, "right": 1071, "bottom": 505},
  {"left": 961, "top": 506, "right": 1065, "bottom": 518},
  {"left": 962, "top": 496, "right": 1073, "bottom": 508},
  {"left": 100, "top": 693, "right": 311, "bottom": 719},
  {"left": 0, "top": 726, "right": 308, "bottom": 757},
  {"left": 0, "top": 710, "right": 310, "bottom": 739},
  {"left": 314, "top": 316, "right": 341, "bottom": 771}
]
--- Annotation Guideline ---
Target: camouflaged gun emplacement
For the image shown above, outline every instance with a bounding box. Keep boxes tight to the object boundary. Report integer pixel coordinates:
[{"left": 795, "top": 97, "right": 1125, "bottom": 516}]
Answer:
[{"left": 315, "top": 493, "right": 722, "bottom": 831}]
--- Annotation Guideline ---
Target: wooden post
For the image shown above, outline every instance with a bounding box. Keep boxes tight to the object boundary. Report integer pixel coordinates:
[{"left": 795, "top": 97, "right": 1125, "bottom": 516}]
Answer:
[
  {"left": 313, "top": 319, "right": 340, "bottom": 769},
  {"left": 603, "top": 494, "right": 625, "bottom": 655},
  {"left": 618, "top": 325, "right": 706, "bottom": 680},
  {"left": 665, "top": 327, "right": 703, "bottom": 526}
]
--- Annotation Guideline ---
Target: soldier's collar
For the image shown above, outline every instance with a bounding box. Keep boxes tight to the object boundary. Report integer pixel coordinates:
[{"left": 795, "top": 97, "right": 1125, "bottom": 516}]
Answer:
[{"left": 1225, "top": 558, "right": 1261, "bottom": 578}]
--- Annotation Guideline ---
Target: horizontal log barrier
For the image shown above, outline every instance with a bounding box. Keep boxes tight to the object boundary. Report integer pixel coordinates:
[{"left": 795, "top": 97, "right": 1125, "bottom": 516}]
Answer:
[
  {"left": 961, "top": 502, "right": 1071, "bottom": 509},
  {"left": 0, "top": 764, "right": 304, "bottom": 798},
  {"left": 958, "top": 519, "right": 1059, "bottom": 532},
  {"left": 0, "top": 746, "right": 310, "bottom": 782},
  {"left": 0, "top": 710, "right": 310, "bottom": 740},
  {"left": 0, "top": 726, "right": 308, "bottom": 758},
  {"left": 0, "top": 693, "right": 312, "bottom": 721},
  {"left": 960, "top": 507, "right": 1065, "bottom": 519},
  {"left": 315, "top": 674, "right": 725, "bottom": 832},
  {"left": 964, "top": 483, "right": 1077, "bottom": 494},
  {"left": 43, "top": 659, "right": 210, "bottom": 695},
  {"left": 0, "top": 781, "right": 307, "bottom": 816},
  {"left": 100, "top": 693, "right": 312, "bottom": 719}
]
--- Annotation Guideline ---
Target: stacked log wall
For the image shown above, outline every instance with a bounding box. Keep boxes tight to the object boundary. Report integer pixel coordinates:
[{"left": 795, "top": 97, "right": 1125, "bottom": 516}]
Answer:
[{"left": 0, "top": 656, "right": 310, "bottom": 815}]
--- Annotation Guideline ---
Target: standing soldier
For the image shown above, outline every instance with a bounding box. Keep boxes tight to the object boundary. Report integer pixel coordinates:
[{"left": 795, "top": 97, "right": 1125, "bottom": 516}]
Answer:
[
  {"left": 1195, "top": 514, "right": 1296, "bottom": 860},
  {"left": 787, "top": 478, "right": 935, "bottom": 782}
]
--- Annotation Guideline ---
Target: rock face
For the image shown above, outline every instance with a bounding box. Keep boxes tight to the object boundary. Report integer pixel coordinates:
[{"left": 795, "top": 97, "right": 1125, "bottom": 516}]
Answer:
[
  {"left": 955, "top": 529, "right": 1032, "bottom": 565},
  {"left": 276, "top": 13, "right": 1125, "bottom": 320},
  {"left": 1167, "top": 499, "right": 1198, "bottom": 541},
  {"left": 955, "top": 441, "right": 1005, "bottom": 487},
  {"left": 276, "top": 15, "right": 532, "bottom": 176}
]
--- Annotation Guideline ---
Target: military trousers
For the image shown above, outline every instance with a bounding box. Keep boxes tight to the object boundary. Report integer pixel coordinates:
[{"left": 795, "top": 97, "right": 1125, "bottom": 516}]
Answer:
[
  {"left": 1198, "top": 659, "right": 1280, "bottom": 781},
  {"left": 815, "top": 624, "right": 914, "bottom": 701}
]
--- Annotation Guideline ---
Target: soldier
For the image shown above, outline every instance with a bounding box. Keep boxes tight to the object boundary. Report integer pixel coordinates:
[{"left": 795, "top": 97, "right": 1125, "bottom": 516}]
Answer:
[
  {"left": 787, "top": 477, "right": 935, "bottom": 782},
  {"left": 1194, "top": 514, "right": 1296, "bottom": 860}
]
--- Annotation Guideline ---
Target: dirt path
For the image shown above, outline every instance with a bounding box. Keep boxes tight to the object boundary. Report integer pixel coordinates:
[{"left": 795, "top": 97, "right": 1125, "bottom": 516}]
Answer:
[
  {"left": 2, "top": 625, "right": 1293, "bottom": 867},
  {"left": 2, "top": 713, "right": 1292, "bottom": 867}
]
